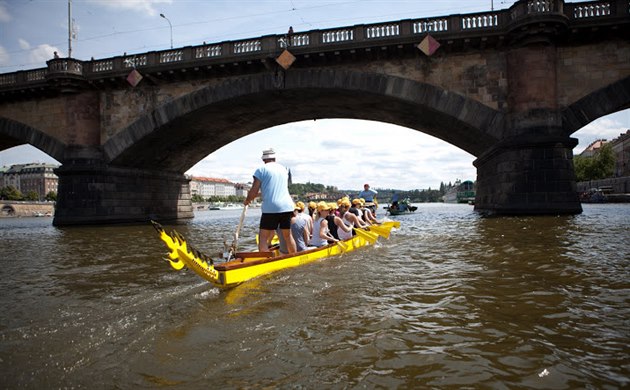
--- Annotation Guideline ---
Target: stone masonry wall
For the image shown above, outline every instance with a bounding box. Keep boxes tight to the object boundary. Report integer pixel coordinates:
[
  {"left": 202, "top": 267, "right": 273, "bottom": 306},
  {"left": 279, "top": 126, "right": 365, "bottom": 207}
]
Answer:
[
  {"left": 1, "top": 39, "right": 628, "bottom": 151},
  {"left": 557, "top": 41, "right": 630, "bottom": 109}
]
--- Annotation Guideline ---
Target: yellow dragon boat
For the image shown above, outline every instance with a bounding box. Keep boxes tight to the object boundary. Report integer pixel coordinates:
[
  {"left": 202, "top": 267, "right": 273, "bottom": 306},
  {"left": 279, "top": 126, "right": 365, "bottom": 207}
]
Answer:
[{"left": 152, "top": 221, "right": 399, "bottom": 289}]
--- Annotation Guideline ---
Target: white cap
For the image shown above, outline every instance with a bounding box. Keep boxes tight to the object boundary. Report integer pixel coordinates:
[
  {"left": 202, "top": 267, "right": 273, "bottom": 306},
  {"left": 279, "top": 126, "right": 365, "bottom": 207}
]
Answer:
[{"left": 261, "top": 148, "right": 276, "bottom": 160}]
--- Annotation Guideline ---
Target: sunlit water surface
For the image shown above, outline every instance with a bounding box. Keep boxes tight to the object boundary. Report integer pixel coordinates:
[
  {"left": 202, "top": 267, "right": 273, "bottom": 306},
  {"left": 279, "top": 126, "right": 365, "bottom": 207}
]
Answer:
[{"left": 0, "top": 203, "right": 628, "bottom": 389}]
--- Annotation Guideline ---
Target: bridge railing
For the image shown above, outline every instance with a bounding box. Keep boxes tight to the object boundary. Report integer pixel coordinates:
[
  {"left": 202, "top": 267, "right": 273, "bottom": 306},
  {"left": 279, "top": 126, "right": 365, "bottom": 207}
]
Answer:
[
  {"left": 565, "top": 0, "right": 615, "bottom": 18},
  {"left": 0, "top": 0, "right": 627, "bottom": 90}
]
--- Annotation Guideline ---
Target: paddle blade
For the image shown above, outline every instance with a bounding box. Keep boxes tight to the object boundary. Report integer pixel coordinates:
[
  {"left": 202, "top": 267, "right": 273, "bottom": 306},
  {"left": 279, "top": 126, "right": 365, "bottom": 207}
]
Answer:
[
  {"left": 255, "top": 234, "right": 280, "bottom": 246},
  {"left": 368, "top": 224, "right": 391, "bottom": 239},
  {"left": 354, "top": 228, "right": 378, "bottom": 244},
  {"left": 381, "top": 221, "right": 401, "bottom": 229}
]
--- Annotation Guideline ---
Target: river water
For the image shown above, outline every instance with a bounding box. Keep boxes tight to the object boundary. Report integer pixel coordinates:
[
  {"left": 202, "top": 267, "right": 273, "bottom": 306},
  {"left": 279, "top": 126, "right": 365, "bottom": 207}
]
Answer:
[{"left": 0, "top": 203, "right": 628, "bottom": 389}]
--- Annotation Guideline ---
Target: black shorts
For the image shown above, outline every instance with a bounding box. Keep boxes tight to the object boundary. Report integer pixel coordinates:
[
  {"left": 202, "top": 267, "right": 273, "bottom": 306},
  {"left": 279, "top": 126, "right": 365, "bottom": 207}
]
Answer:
[{"left": 260, "top": 212, "right": 293, "bottom": 230}]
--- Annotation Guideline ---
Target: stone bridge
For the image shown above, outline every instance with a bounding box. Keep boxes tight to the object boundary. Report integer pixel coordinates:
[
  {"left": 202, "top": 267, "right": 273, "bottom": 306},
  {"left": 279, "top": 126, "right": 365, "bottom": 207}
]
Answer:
[{"left": 0, "top": 0, "right": 629, "bottom": 225}]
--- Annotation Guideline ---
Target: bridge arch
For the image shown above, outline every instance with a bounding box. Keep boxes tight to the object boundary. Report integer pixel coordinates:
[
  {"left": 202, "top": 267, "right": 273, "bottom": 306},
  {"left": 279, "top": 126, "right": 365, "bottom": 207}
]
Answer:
[
  {"left": 562, "top": 75, "right": 630, "bottom": 135},
  {"left": 1, "top": 204, "right": 16, "bottom": 216},
  {"left": 104, "top": 69, "right": 505, "bottom": 172},
  {"left": 0, "top": 116, "right": 66, "bottom": 162}
]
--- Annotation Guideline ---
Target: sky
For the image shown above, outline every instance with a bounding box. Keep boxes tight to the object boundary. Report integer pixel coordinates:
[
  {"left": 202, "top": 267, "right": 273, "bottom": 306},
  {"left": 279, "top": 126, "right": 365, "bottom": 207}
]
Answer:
[{"left": 0, "top": 0, "right": 628, "bottom": 191}]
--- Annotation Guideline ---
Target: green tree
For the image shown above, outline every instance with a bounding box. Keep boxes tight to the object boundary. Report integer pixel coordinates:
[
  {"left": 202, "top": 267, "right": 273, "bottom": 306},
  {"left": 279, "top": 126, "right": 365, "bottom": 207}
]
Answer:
[
  {"left": 574, "top": 143, "right": 615, "bottom": 181},
  {"left": 0, "top": 186, "right": 23, "bottom": 200},
  {"left": 24, "top": 190, "right": 39, "bottom": 201},
  {"left": 45, "top": 191, "right": 57, "bottom": 201},
  {"left": 191, "top": 194, "right": 205, "bottom": 202},
  {"left": 289, "top": 182, "right": 326, "bottom": 196}
]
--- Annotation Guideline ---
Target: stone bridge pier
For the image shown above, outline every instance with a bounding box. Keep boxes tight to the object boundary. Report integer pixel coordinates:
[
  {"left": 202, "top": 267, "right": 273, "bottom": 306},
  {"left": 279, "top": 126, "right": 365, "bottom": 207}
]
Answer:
[
  {"left": 474, "top": 134, "right": 580, "bottom": 215},
  {"left": 53, "top": 146, "right": 192, "bottom": 226},
  {"left": 474, "top": 38, "right": 581, "bottom": 215}
]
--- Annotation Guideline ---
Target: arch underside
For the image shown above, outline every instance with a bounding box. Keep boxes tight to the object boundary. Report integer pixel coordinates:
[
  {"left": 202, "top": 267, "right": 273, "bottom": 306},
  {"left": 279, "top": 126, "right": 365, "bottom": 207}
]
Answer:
[
  {"left": 563, "top": 75, "right": 630, "bottom": 135},
  {"left": 0, "top": 134, "right": 21, "bottom": 152},
  {"left": 2, "top": 72, "right": 628, "bottom": 172},
  {"left": 107, "top": 70, "right": 504, "bottom": 173},
  {"left": 0, "top": 117, "right": 66, "bottom": 161}
]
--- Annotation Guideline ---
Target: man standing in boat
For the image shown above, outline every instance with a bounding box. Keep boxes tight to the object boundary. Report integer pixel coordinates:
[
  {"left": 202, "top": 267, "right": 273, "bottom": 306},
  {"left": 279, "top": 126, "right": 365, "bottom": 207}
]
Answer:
[
  {"left": 244, "top": 148, "right": 297, "bottom": 253},
  {"left": 358, "top": 183, "right": 378, "bottom": 215}
]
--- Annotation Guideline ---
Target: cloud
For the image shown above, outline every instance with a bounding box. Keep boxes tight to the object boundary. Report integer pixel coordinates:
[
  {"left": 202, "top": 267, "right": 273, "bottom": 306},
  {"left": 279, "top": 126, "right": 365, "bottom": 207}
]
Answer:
[
  {"left": 185, "top": 118, "right": 477, "bottom": 191},
  {"left": 88, "top": 0, "right": 173, "bottom": 17},
  {"left": 0, "top": 46, "right": 8, "bottom": 65},
  {"left": 573, "top": 113, "right": 630, "bottom": 153},
  {"left": 18, "top": 38, "right": 30, "bottom": 50},
  {"left": 0, "top": 2, "right": 11, "bottom": 23},
  {"left": 28, "top": 44, "right": 62, "bottom": 65},
  {"left": 0, "top": 145, "right": 59, "bottom": 166}
]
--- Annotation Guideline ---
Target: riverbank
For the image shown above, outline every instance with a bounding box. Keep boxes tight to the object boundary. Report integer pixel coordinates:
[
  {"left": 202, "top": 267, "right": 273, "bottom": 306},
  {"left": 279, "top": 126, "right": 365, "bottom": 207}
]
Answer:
[
  {"left": 577, "top": 176, "right": 630, "bottom": 194},
  {"left": 605, "top": 193, "right": 630, "bottom": 202},
  {"left": 577, "top": 176, "right": 630, "bottom": 203},
  {"left": 0, "top": 201, "right": 54, "bottom": 217}
]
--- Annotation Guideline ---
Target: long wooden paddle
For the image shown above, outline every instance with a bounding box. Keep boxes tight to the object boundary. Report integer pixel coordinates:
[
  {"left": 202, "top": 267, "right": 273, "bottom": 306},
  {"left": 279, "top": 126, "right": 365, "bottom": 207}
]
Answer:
[
  {"left": 381, "top": 220, "right": 401, "bottom": 229},
  {"left": 353, "top": 228, "right": 379, "bottom": 244},
  {"left": 367, "top": 224, "right": 392, "bottom": 239},
  {"left": 336, "top": 240, "right": 348, "bottom": 252},
  {"left": 229, "top": 205, "right": 248, "bottom": 258}
]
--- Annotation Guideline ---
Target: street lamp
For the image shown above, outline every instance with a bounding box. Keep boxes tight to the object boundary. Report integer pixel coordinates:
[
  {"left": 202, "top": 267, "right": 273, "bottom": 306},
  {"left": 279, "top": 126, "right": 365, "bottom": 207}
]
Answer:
[{"left": 160, "top": 13, "right": 173, "bottom": 49}]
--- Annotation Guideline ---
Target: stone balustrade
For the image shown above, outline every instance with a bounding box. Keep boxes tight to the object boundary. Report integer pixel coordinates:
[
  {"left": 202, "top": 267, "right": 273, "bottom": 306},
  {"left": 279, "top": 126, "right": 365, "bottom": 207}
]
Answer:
[
  {"left": 321, "top": 29, "right": 354, "bottom": 43},
  {"left": 366, "top": 23, "right": 400, "bottom": 38},
  {"left": 0, "top": 0, "right": 626, "bottom": 90},
  {"left": 572, "top": 2, "right": 612, "bottom": 17},
  {"left": 414, "top": 18, "right": 449, "bottom": 33}
]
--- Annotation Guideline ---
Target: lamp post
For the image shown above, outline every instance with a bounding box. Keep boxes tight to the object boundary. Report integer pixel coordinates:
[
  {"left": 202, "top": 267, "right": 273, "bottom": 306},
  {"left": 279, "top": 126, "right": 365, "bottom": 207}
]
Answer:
[
  {"left": 68, "top": 0, "right": 73, "bottom": 57},
  {"left": 160, "top": 13, "right": 173, "bottom": 49}
]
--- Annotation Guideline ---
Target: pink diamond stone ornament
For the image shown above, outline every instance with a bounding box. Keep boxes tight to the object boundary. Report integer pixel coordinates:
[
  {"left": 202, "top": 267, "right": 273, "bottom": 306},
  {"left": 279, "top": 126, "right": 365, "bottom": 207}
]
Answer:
[
  {"left": 127, "top": 69, "right": 143, "bottom": 87},
  {"left": 417, "top": 34, "right": 441, "bottom": 56}
]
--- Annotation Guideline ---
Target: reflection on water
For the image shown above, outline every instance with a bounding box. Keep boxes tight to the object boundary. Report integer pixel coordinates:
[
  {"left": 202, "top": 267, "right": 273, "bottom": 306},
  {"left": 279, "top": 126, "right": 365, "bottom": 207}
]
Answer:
[{"left": 0, "top": 204, "right": 628, "bottom": 388}]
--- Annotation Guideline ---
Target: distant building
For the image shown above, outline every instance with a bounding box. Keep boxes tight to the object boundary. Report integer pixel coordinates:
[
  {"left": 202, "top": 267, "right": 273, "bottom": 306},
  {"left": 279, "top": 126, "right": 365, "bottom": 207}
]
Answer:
[
  {"left": 611, "top": 130, "right": 630, "bottom": 177},
  {"left": 190, "top": 176, "right": 240, "bottom": 198},
  {"left": 580, "top": 139, "right": 607, "bottom": 158},
  {"left": 234, "top": 183, "right": 251, "bottom": 197},
  {"left": 0, "top": 163, "right": 59, "bottom": 200},
  {"left": 579, "top": 131, "right": 630, "bottom": 177},
  {"left": 1, "top": 164, "right": 25, "bottom": 190},
  {"left": 303, "top": 192, "right": 328, "bottom": 201},
  {"left": 302, "top": 191, "right": 346, "bottom": 202}
]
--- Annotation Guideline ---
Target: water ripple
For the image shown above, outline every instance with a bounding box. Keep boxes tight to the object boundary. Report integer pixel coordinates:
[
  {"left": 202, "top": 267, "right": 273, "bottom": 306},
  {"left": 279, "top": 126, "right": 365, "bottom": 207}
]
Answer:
[{"left": 0, "top": 204, "right": 629, "bottom": 388}]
